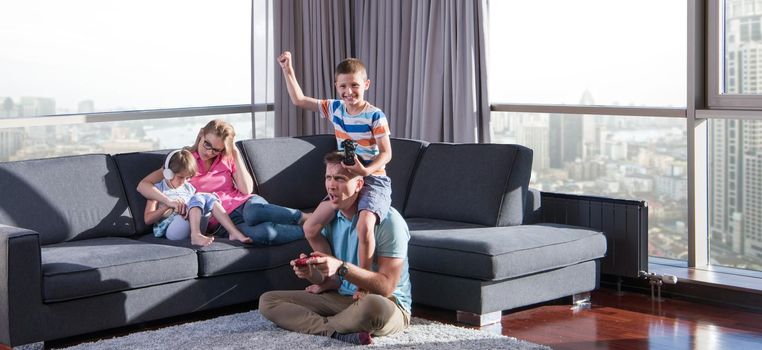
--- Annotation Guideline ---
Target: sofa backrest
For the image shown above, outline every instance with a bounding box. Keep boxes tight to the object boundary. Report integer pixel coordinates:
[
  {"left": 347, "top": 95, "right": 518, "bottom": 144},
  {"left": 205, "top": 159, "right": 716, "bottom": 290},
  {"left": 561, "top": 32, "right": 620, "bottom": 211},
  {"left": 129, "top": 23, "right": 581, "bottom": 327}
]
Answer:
[
  {"left": 387, "top": 138, "right": 428, "bottom": 211},
  {"left": 237, "top": 135, "right": 337, "bottom": 209},
  {"left": 0, "top": 154, "right": 135, "bottom": 245},
  {"left": 113, "top": 150, "right": 170, "bottom": 235},
  {"left": 404, "top": 143, "right": 533, "bottom": 227}
]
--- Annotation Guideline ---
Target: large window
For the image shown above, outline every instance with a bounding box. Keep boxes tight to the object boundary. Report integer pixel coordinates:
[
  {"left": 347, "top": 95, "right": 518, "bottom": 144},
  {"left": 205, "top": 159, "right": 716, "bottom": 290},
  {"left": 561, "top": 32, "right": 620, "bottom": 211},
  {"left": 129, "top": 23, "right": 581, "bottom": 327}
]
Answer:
[
  {"left": 488, "top": 1, "right": 688, "bottom": 263},
  {"left": 708, "top": 117, "right": 762, "bottom": 271},
  {"left": 0, "top": 0, "right": 251, "bottom": 116},
  {"left": 709, "top": 0, "right": 762, "bottom": 108},
  {"left": 706, "top": 0, "right": 762, "bottom": 273},
  {"left": 492, "top": 112, "right": 688, "bottom": 261},
  {"left": 0, "top": 1, "right": 274, "bottom": 162}
]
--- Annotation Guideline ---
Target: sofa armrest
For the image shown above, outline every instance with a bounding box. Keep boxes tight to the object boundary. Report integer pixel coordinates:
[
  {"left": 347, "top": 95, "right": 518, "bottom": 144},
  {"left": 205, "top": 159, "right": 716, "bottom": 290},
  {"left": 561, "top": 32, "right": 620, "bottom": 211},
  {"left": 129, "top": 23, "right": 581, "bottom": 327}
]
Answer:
[
  {"left": 0, "top": 224, "right": 43, "bottom": 346},
  {"left": 522, "top": 188, "right": 542, "bottom": 224}
]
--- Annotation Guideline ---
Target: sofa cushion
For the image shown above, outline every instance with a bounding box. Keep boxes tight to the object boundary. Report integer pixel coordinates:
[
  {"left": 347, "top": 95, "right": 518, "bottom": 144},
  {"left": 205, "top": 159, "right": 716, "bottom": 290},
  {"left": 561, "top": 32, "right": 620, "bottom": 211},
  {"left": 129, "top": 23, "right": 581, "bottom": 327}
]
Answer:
[
  {"left": 237, "top": 135, "right": 336, "bottom": 210},
  {"left": 387, "top": 138, "right": 428, "bottom": 212},
  {"left": 406, "top": 218, "right": 486, "bottom": 231},
  {"left": 408, "top": 223, "right": 607, "bottom": 281},
  {"left": 0, "top": 154, "right": 135, "bottom": 245},
  {"left": 113, "top": 150, "right": 170, "bottom": 235},
  {"left": 41, "top": 237, "right": 197, "bottom": 302},
  {"left": 404, "top": 143, "right": 533, "bottom": 227},
  {"left": 137, "top": 235, "right": 312, "bottom": 277}
]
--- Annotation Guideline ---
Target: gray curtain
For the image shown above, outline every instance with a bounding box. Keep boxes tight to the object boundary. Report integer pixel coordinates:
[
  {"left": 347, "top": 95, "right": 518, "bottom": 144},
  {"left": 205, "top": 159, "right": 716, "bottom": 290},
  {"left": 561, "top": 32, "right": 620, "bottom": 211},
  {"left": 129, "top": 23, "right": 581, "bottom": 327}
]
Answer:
[{"left": 274, "top": 0, "right": 490, "bottom": 143}]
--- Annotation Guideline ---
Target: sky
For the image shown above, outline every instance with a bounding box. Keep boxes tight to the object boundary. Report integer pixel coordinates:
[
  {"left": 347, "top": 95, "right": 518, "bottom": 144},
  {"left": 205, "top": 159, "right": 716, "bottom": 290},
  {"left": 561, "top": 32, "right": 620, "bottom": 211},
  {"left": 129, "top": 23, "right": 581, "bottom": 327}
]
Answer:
[
  {"left": 488, "top": 0, "right": 687, "bottom": 107},
  {"left": 0, "top": 0, "right": 255, "bottom": 113}
]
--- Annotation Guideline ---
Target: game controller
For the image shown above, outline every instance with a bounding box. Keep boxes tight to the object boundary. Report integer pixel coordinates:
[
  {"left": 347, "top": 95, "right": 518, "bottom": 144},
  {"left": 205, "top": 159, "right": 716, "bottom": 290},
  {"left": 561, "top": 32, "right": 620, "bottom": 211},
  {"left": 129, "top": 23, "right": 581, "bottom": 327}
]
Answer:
[
  {"left": 341, "top": 139, "right": 356, "bottom": 166},
  {"left": 294, "top": 257, "right": 311, "bottom": 266}
]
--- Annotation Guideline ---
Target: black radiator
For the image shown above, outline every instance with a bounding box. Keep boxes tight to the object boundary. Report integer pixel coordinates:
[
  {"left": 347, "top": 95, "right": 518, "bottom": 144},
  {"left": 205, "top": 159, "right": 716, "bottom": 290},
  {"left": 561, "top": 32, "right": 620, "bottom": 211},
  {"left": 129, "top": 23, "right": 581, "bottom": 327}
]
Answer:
[{"left": 539, "top": 191, "right": 648, "bottom": 278}]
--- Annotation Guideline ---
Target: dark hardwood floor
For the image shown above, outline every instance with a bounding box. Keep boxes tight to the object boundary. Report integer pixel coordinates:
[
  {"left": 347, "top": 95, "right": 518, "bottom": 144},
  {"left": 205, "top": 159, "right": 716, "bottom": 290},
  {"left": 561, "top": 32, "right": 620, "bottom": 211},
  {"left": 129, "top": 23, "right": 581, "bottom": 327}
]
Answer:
[
  {"left": 7, "top": 287, "right": 762, "bottom": 350},
  {"left": 413, "top": 288, "right": 762, "bottom": 349}
]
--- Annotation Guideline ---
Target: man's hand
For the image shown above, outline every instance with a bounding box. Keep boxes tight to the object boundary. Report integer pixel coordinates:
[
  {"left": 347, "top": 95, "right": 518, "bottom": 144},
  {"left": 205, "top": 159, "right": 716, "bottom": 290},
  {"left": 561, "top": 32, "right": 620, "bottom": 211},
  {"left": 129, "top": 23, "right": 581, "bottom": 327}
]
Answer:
[
  {"left": 290, "top": 253, "right": 323, "bottom": 285},
  {"left": 309, "top": 251, "right": 344, "bottom": 278}
]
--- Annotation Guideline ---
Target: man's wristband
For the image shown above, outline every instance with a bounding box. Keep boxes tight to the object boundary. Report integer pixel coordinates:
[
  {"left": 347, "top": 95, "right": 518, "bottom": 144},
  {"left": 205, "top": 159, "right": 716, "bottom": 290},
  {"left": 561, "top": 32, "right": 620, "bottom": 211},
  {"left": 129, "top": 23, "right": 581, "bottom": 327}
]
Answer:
[{"left": 337, "top": 260, "right": 349, "bottom": 279}]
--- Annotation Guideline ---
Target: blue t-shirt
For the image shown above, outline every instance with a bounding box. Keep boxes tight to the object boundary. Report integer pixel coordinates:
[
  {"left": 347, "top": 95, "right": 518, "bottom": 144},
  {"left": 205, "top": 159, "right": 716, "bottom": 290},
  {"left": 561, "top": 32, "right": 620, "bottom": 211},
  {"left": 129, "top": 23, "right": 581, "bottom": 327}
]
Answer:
[{"left": 321, "top": 207, "right": 412, "bottom": 313}]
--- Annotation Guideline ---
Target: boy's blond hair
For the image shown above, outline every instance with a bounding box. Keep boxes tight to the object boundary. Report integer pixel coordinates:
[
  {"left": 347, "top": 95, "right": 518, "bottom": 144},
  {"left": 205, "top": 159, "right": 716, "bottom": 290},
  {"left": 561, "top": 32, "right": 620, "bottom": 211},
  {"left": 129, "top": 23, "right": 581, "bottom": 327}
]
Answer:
[
  {"left": 335, "top": 58, "right": 367, "bottom": 80},
  {"left": 167, "top": 149, "right": 197, "bottom": 177}
]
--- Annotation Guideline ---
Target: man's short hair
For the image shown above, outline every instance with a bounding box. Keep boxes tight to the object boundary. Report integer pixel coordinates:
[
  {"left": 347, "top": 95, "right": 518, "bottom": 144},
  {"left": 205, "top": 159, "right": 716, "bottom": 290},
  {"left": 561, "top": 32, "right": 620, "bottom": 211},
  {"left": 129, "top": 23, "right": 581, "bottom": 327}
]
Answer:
[
  {"left": 335, "top": 58, "right": 367, "bottom": 80},
  {"left": 324, "top": 151, "right": 346, "bottom": 165},
  {"left": 324, "top": 152, "right": 361, "bottom": 179}
]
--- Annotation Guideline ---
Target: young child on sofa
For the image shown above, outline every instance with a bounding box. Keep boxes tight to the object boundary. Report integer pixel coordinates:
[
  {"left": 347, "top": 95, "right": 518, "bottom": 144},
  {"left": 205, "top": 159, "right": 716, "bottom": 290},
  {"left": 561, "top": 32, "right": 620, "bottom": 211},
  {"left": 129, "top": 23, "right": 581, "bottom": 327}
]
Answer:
[
  {"left": 278, "top": 51, "right": 392, "bottom": 297},
  {"left": 144, "top": 149, "right": 252, "bottom": 247}
]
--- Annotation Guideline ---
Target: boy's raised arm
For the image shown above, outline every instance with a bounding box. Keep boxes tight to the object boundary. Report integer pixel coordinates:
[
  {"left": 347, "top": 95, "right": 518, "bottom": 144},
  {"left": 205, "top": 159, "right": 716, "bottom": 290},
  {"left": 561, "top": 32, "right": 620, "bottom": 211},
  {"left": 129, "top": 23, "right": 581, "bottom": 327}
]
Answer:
[{"left": 278, "top": 51, "right": 319, "bottom": 112}]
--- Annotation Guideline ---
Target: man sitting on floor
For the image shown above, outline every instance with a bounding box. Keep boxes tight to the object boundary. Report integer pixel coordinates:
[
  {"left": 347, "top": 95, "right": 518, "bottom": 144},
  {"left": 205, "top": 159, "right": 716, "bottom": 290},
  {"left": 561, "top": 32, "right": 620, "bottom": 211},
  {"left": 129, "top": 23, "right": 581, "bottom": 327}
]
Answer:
[{"left": 259, "top": 152, "right": 412, "bottom": 345}]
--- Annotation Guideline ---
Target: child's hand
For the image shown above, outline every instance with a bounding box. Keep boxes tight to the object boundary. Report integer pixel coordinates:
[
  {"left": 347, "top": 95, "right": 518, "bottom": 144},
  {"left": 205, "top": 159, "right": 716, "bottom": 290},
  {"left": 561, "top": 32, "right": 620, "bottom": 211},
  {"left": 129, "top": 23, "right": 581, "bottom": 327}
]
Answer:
[
  {"left": 165, "top": 198, "right": 187, "bottom": 216},
  {"left": 342, "top": 156, "right": 369, "bottom": 177},
  {"left": 278, "top": 51, "right": 293, "bottom": 73}
]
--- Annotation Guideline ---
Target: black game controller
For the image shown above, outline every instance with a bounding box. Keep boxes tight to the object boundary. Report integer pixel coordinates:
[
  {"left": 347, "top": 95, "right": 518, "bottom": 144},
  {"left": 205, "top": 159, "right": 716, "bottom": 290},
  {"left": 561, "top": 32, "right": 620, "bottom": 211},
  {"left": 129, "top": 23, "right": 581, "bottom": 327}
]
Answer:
[{"left": 341, "top": 139, "right": 357, "bottom": 166}]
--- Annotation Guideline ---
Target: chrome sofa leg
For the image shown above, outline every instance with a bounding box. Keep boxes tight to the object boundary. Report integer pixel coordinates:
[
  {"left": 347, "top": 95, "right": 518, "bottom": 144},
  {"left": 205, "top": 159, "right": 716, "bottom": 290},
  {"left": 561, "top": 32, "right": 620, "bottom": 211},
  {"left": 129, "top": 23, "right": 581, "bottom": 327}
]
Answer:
[
  {"left": 571, "top": 291, "right": 592, "bottom": 311},
  {"left": 456, "top": 310, "right": 502, "bottom": 326}
]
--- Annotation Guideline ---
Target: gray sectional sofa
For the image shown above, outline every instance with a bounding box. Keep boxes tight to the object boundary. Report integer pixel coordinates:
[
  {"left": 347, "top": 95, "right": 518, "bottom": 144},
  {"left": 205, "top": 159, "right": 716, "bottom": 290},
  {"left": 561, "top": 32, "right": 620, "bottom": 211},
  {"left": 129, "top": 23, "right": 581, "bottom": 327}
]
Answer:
[{"left": 0, "top": 134, "right": 606, "bottom": 347}]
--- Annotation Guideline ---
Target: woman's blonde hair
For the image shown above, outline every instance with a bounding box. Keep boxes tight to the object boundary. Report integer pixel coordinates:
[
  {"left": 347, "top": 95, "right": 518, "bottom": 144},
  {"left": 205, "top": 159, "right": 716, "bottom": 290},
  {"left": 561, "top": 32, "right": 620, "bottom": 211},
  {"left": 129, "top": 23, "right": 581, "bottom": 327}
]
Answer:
[{"left": 189, "top": 119, "right": 237, "bottom": 161}]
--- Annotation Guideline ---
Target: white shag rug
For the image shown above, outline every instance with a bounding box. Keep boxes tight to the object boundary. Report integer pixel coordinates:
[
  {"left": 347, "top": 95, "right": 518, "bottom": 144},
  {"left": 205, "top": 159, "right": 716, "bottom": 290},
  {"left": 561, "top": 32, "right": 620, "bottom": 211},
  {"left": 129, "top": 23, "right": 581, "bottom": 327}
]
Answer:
[{"left": 25, "top": 310, "right": 551, "bottom": 350}]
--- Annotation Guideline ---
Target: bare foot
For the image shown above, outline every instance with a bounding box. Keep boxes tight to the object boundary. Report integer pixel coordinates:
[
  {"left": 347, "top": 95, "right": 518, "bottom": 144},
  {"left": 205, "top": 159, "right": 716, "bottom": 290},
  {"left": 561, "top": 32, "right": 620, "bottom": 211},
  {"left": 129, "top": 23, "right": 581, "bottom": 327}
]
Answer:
[
  {"left": 191, "top": 233, "right": 214, "bottom": 246},
  {"left": 305, "top": 277, "right": 340, "bottom": 294},
  {"left": 352, "top": 289, "right": 368, "bottom": 300},
  {"left": 228, "top": 230, "right": 253, "bottom": 244},
  {"left": 304, "top": 284, "right": 325, "bottom": 294},
  {"left": 299, "top": 211, "right": 311, "bottom": 225}
]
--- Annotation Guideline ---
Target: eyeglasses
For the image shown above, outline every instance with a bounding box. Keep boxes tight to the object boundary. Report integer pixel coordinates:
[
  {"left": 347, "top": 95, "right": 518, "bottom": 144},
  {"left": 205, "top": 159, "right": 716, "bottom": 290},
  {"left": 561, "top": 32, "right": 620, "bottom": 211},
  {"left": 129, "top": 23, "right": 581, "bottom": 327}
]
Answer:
[{"left": 202, "top": 138, "right": 224, "bottom": 154}]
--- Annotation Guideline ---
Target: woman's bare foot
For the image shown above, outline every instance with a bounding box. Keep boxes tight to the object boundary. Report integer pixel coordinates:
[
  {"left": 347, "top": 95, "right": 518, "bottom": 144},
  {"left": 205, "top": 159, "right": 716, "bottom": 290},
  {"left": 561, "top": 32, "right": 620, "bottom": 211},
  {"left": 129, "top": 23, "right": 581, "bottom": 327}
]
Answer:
[
  {"left": 299, "top": 211, "right": 311, "bottom": 225},
  {"left": 191, "top": 233, "right": 214, "bottom": 246},
  {"left": 228, "top": 230, "right": 253, "bottom": 244}
]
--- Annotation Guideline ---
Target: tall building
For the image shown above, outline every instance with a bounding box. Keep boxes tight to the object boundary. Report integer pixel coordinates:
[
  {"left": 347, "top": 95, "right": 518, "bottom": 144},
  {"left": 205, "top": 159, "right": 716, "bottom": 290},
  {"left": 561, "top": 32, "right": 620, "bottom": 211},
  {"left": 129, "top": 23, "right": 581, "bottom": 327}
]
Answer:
[
  {"left": 1, "top": 97, "right": 17, "bottom": 118},
  {"left": 549, "top": 92, "right": 596, "bottom": 168},
  {"left": 549, "top": 113, "right": 583, "bottom": 168},
  {"left": 711, "top": 0, "right": 762, "bottom": 259},
  {"left": 0, "top": 129, "right": 24, "bottom": 161},
  {"left": 516, "top": 115, "right": 550, "bottom": 170},
  {"left": 19, "top": 97, "right": 55, "bottom": 116}
]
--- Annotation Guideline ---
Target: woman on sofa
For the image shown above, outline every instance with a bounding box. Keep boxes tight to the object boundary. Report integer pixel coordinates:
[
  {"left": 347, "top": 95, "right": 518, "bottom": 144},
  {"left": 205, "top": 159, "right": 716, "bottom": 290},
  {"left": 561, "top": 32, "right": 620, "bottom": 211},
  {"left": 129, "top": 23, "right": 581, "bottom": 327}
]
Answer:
[{"left": 137, "top": 119, "right": 308, "bottom": 245}]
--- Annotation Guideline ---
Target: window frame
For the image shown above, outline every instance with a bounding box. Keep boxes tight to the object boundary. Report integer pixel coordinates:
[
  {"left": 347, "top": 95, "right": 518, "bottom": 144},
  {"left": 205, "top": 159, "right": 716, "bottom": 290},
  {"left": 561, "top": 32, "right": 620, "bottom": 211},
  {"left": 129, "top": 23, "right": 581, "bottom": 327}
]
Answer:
[{"left": 707, "top": 0, "right": 762, "bottom": 110}]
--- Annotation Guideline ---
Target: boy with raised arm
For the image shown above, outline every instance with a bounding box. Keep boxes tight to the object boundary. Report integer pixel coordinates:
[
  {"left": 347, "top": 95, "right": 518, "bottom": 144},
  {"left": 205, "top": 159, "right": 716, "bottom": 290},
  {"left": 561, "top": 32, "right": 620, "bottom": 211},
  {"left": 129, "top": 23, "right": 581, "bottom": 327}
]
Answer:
[{"left": 278, "top": 51, "right": 392, "bottom": 297}]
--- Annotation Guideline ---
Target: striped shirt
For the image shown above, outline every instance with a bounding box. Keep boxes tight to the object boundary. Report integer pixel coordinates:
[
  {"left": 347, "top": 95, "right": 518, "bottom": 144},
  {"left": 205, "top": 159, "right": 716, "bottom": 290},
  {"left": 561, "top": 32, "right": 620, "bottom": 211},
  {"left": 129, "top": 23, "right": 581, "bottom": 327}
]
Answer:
[{"left": 318, "top": 99, "right": 390, "bottom": 175}]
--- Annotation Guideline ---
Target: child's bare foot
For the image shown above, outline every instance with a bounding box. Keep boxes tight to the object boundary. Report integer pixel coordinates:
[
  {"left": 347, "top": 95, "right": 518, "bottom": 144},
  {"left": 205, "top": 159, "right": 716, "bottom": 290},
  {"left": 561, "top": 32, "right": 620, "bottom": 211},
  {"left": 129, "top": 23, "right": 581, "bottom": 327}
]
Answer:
[
  {"left": 191, "top": 233, "right": 214, "bottom": 246},
  {"left": 228, "top": 230, "right": 253, "bottom": 244},
  {"left": 352, "top": 289, "right": 368, "bottom": 300},
  {"left": 305, "top": 276, "right": 340, "bottom": 294},
  {"left": 305, "top": 284, "right": 323, "bottom": 294}
]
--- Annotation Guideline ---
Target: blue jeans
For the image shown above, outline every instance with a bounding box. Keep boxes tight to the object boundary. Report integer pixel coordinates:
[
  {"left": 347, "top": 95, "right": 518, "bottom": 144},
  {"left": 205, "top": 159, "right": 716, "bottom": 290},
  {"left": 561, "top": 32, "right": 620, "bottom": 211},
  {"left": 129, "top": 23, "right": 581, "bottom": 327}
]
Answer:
[{"left": 223, "top": 195, "right": 305, "bottom": 245}]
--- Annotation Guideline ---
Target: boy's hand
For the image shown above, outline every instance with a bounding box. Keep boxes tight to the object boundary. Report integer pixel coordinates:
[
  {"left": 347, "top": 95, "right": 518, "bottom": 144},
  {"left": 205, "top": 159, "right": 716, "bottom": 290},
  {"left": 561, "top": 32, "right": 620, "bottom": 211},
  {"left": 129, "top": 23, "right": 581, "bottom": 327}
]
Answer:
[
  {"left": 343, "top": 156, "right": 369, "bottom": 177},
  {"left": 278, "top": 51, "right": 293, "bottom": 74}
]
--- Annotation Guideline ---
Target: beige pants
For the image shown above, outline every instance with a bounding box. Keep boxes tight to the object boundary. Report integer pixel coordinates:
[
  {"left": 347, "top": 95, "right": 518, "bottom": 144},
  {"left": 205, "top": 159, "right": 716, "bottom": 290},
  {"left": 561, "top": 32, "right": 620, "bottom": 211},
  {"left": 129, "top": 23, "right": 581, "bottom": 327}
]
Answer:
[{"left": 258, "top": 290, "right": 410, "bottom": 337}]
